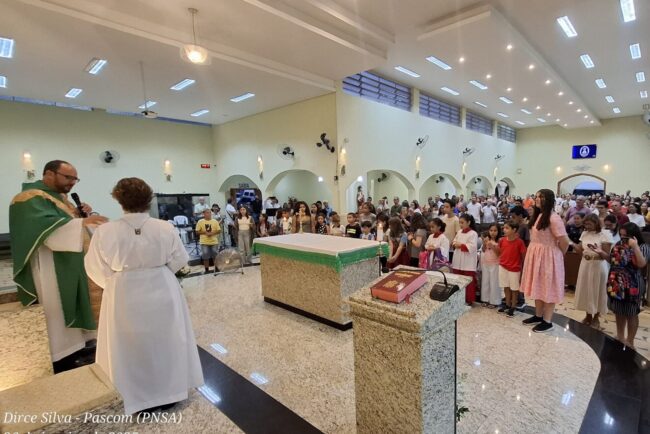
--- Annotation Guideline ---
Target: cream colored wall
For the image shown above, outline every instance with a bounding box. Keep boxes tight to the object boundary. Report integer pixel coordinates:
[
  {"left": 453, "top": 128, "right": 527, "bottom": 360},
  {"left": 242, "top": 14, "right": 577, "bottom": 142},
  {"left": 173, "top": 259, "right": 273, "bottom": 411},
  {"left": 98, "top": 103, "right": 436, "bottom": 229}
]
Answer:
[
  {"left": 515, "top": 117, "right": 650, "bottom": 196},
  {"left": 0, "top": 100, "right": 216, "bottom": 233},
  {"left": 272, "top": 170, "right": 332, "bottom": 205},
  {"left": 212, "top": 94, "right": 339, "bottom": 209}
]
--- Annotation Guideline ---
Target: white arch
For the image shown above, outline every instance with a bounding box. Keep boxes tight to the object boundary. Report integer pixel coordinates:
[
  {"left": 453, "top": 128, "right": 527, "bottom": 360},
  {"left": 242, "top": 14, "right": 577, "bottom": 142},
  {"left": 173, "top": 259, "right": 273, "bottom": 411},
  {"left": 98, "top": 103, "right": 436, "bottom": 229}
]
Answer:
[
  {"left": 465, "top": 175, "right": 493, "bottom": 197},
  {"left": 265, "top": 169, "right": 332, "bottom": 204},
  {"left": 419, "top": 173, "right": 463, "bottom": 203}
]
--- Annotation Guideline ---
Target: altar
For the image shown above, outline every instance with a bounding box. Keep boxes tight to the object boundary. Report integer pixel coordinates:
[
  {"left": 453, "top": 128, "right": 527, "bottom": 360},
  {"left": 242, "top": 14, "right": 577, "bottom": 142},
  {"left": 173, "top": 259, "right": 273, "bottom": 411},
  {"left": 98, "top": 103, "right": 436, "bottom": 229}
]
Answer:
[{"left": 253, "top": 234, "right": 387, "bottom": 329}]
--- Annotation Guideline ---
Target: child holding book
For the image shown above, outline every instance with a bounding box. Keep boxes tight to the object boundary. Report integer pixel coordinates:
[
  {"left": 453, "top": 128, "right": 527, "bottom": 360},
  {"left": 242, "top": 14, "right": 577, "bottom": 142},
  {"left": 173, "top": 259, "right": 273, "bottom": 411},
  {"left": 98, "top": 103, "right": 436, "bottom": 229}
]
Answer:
[{"left": 494, "top": 220, "right": 527, "bottom": 317}]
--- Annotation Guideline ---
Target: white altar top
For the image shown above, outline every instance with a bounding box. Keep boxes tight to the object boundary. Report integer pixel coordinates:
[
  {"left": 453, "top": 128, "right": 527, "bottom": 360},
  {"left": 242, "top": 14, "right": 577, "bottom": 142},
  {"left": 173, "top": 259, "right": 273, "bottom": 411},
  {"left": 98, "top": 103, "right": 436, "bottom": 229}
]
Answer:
[{"left": 253, "top": 233, "right": 385, "bottom": 256}]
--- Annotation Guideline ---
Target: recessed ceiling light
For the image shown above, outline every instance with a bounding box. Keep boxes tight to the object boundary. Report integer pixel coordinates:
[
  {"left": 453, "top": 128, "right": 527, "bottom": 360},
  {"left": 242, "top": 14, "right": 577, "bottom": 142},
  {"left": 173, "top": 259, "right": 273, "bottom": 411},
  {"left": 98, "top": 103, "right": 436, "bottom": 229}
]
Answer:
[
  {"left": 138, "top": 100, "right": 156, "bottom": 109},
  {"left": 605, "top": 96, "right": 615, "bottom": 103},
  {"left": 394, "top": 66, "right": 420, "bottom": 77},
  {"left": 515, "top": 121, "right": 525, "bottom": 125},
  {"left": 190, "top": 109, "right": 209, "bottom": 117},
  {"left": 485, "top": 73, "right": 492, "bottom": 79},
  {"left": 555, "top": 118, "right": 561, "bottom": 122},
  {"left": 620, "top": 0, "right": 636, "bottom": 22},
  {"left": 230, "top": 92, "right": 255, "bottom": 102},
  {"left": 545, "top": 79, "right": 551, "bottom": 85},
  {"left": 522, "top": 97, "right": 528, "bottom": 102},
  {"left": 0, "top": 37, "right": 15, "bottom": 58},
  {"left": 536, "top": 105, "right": 541, "bottom": 110},
  {"left": 568, "top": 101, "right": 574, "bottom": 105},
  {"left": 590, "top": 120, "right": 595, "bottom": 124},
  {"left": 65, "top": 88, "right": 83, "bottom": 98},
  {"left": 580, "top": 54, "right": 595, "bottom": 69},
  {"left": 564, "top": 123, "right": 568, "bottom": 127},
  {"left": 595, "top": 78, "right": 607, "bottom": 88},
  {"left": 0, "top": 75, "right": 5, "bottom": 88},
  {"left": 576, "top": 108, "right": 582, "bottom": 112},
  {"left": 558, "top": 91, "right": 564, "bottom": 96},
  {"left": 170, "top": 78, "right": 196, "bottom": 91},
  {"left": 557, "top": 16, "right": 578, "bottom": 38},
  {"left": 84, "top": 58, "right": 108, "bottom": 75},
  {"left": 425, "top": 55, "right": 452, "bottom": 70},
  {"left": 546, "top": 112, "right": 552, "bottom": 116},
  {"left": 506, "top": 44, "right": 513, "bottom": 50},
  {"left": 641, "top": 90, "right": 648, "bottom": 98},
  {"left": 469, "top": 80, "right": 488, "bottom": 90},
  {"left": 441, "top": 86, "right": 460, "bottom": 96},
  {"left": 584, "top": 115, "right": 589, "bottom": 118},
  {"left": 459, "top": 57, "right": 465, "bottom": 63},
  {"left": 499, "top": 96, "right": 513, "bottom": 104},
  {"left": 521, "top": 109, "right": 532, "bottom": 114},
  {"left": 506, "top": 87, "right": 512, "bottom": 92},
  {"left": 497, "top": 112, "right": 509, "bottom": 118},
  {"left": 636, "top": 72, "right": 646, "bottom": 83},
  {"left": 630, "top": 43, "right": 641, "bottom": 60},
  {"left": 474, "top": 101, "right": 488, "bottom": 108},
  {"left": 528, "top": 64, "right": 535, "bottom": 70},
  {"left": 537, "top": 118, "right": 547, "bottom": 123},
  {"left": 613, "top": 107, "right": 621, "bottom": 113}
]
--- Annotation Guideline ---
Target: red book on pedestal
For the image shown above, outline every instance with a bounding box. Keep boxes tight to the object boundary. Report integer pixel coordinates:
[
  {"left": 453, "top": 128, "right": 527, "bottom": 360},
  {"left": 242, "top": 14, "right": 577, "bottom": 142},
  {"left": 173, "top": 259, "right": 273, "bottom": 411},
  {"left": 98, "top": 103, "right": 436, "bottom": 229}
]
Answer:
[{"left": 370, "top": 270, "right": 428, "bottom": 303}]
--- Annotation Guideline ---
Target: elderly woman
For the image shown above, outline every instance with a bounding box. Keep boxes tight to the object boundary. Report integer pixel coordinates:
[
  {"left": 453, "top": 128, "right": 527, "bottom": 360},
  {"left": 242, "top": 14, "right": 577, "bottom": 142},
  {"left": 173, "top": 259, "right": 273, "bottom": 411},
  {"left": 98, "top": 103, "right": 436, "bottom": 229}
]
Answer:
[{"left": 85, "top": 178, "right": 203, "bottom": 414}]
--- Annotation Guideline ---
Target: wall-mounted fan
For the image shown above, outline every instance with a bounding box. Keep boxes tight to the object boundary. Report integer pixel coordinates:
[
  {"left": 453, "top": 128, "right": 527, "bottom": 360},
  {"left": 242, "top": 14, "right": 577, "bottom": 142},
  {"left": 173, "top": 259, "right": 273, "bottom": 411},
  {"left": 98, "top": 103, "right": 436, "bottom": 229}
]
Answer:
[
  {"left": 494, "top": 154, "right": 505, "bottom": 162},
  {"left": 316, "top": 133, "right": 335, "bottom": 153},
  {"left": 277, "top": 145, "right": 295, "bottom": 160},
  {"left": 376, "top": 172, "right": 388, "bottom": 183},
  {"left": 462, "top": 147, "right": 476, "bottom": 157},
  {"left": 416, "top": 135, "right": 429, "bottom": 150},
  {"left": 99, "top": 150, "right": 120, "bottom": 165},
  {"left": 435, "top": 176, "right": 445, "bottom": 184}
]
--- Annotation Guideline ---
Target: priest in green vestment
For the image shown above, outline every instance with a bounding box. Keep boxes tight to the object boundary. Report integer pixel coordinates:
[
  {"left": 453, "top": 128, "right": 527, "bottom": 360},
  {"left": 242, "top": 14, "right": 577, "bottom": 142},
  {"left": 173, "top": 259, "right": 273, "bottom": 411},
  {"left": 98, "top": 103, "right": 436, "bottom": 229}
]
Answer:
[{"left": 10, "top": 160, "right": 107, "bottom": 362}]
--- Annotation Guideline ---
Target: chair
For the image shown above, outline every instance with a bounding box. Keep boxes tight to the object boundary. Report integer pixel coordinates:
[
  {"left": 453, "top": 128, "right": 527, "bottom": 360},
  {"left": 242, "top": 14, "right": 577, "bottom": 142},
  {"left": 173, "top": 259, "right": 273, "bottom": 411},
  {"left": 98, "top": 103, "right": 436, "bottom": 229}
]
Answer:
[{"left": 173, "top": 215, "right": 189, "bottom": 226}]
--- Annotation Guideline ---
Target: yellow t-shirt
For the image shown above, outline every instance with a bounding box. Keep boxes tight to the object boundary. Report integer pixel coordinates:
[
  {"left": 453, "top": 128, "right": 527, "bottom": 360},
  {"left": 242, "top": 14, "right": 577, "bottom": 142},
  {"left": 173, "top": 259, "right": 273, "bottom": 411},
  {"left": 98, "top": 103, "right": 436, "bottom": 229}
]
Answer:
[{"left": 196, "top": 219, "right": 221, "bottom": 245}]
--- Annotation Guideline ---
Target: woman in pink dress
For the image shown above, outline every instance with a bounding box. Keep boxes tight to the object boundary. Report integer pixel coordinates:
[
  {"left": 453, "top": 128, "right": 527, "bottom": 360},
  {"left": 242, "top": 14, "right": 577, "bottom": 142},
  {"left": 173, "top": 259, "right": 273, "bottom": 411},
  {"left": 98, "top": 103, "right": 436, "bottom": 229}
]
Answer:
[{"left": 520, "top": 189, "right": 571, "bottom": 333}]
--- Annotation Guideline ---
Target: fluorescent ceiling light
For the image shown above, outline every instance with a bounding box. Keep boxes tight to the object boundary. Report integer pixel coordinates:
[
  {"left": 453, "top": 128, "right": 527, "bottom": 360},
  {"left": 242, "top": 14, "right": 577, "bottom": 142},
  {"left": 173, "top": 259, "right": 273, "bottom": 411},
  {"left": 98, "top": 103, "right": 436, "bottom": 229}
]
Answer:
[
  {"left": 620, "top": 0, "right": 636, "bottom": 22},
  {"left": 613, "top": 107, "right": 621, "bottom": 113},
  {"left": 497, "top": 112, "right": 509, "bottom": 118},
  {"left": 499, "top": 96, "right": 513, "bottom": 104},
  {"left": 474, "top": 101, "right": 487, "bottom": 108},
  {"left": 580, "top": 54, "right": 595, "bottom": 69},
  {"left": 469, "top": 80, "right": 488, "bottom": 90},
  {"left": 191, "top": 109, "right": 209, "bottom": 117},
  {"left": 641, "top": 90, "right": 648, "bottom": 98},
  {"left": 441, "top": 86, "right": 459, "bottom": 96},
  {"left": 537, "top": 118, "right": 546, "bottom": 123},
  {"left": 0, "top": 75, "right": 5, "bottom": 88},
  {"left": 520, "top": 109, "right": 532, "bottom": 114},
  {"left": 170, "top": 78, "right": 196, "bottom": 91},
  {"left": 230, "top": 92, "right": 255, "bottom": 102},
  {"left": 605, "top": 96, "right": 615, "bottom": 103},
  {"left": 0, "top": 37, "right": 15, "bottom": 58},
  {"left": 84, "top": 58, "right": 108, "bottom": 75},
  {"left": 636, "top": 72, "right": 646, "bottom": 83},
  {"left": 425, "top": 55, "right": 452, "bottom": 70},
  {"left": 65, "top": 88, "right": 83, "bottom": 98},
  {"left": 557, "top": 16, "right": 578, "bottom": 38},
  {"left": 515, "top": 121, "right": 525, "bottom": 125},
  {"left": 394, "top": 66, "right": 420, "bottom": 77},
  {"left": 630, "top": 43, "right": 641, "bottom": 59},
  {"left": 138, "top": 100, "right": 156, "bottom": 109},
  {"left": 595, "top": 79, "right": 607, "bottom": 88}
]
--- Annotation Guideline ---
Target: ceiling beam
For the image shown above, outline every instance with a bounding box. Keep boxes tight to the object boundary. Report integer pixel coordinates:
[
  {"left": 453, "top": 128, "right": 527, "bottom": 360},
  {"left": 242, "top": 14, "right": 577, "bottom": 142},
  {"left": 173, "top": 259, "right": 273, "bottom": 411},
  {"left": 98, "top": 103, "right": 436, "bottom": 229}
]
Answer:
[
  {"left": 18, "top": 0, "right": 336, "bottom": 92},
  {"left": 239, "top": 0, "right": 386, "bottom": 59},
  {"left": 417, "top": 4, "right": 492, "bottom": 41},
  {"left": 303, "top": 0, "right": 394, "bottom": 45}
]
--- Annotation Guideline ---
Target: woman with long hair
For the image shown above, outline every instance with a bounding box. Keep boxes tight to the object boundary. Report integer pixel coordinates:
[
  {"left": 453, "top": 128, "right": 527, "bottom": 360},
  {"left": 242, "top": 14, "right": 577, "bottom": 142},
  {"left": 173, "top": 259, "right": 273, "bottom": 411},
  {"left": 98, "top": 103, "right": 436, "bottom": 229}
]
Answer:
[
  {"left": 387, "top": 217, "right": 409, "bottom": 269},
  {"left": 235, "top": 205, "right": 256, "bottom": 264},
  {"left": 520, "top": 189, "right": 571, "bottom": 332},
  {"left": 293, "top": 201, "right": 314, "bottom": 233}
]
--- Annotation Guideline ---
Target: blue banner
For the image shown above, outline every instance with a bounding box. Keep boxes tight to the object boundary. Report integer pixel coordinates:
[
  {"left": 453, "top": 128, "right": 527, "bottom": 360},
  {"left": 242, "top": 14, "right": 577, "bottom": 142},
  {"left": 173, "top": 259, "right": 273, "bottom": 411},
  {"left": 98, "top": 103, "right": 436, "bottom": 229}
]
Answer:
[{"left": 572, "top": 144, "right": 597, "bottom": 159}]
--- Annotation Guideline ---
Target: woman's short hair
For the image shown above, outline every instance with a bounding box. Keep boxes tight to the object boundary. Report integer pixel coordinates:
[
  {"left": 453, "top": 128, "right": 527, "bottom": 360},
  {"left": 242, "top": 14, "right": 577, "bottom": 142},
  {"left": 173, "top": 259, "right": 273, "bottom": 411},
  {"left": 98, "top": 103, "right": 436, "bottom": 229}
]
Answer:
[{"left": 112, "top": 178, "right": 153, "bottom": 213}]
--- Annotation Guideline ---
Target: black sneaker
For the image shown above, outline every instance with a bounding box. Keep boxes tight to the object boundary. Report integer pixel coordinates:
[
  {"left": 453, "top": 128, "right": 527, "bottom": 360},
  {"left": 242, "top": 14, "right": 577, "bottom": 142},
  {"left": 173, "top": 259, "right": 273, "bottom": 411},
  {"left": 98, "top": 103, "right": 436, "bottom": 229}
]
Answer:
[
  {"left": 506, "top": 308, "right": 515, "bottom": 318},
  {"left": 522, "top": 315, "right": 543, "bottom": 325},
  {"left": 204, "top": 269, "right": 211, "bottom": 274},
  {"left": 533, "top": 321, "right": 553, "bottom": 333},
  {"left": 498, "top": 306, "right": 508, "bottom": 314}
]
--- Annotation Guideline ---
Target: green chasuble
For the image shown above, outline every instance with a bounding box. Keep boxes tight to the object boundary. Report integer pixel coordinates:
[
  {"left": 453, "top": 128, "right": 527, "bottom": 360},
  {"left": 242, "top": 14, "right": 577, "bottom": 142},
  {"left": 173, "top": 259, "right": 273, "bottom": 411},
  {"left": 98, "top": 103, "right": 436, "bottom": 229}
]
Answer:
[{"left": 10, "top": 180, "right": 96, "bottom": 330}]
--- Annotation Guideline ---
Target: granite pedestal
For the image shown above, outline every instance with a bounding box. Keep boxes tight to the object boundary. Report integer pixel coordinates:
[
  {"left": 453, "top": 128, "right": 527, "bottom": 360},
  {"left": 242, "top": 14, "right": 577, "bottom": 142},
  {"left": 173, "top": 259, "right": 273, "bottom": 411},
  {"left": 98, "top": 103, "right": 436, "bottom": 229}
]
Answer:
[{"left": 349, "top": 268, "right": 470, "bottom": 433}]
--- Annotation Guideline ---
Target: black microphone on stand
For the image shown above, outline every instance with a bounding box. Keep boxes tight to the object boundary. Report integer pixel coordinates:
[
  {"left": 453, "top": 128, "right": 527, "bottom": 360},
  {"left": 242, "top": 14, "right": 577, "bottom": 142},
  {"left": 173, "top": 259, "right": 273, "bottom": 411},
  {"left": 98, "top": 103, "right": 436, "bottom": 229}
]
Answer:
[{"left": 71, "top": 193, "right": 88, "bottom": 218}]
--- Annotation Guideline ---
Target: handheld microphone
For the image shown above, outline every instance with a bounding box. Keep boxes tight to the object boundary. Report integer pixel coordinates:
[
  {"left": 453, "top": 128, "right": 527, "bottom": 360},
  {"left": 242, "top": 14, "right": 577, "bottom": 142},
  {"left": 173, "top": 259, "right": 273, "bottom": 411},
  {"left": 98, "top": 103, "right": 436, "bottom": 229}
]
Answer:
[{"left": 71, "top": 193, "right": 88, "bottom": 218}]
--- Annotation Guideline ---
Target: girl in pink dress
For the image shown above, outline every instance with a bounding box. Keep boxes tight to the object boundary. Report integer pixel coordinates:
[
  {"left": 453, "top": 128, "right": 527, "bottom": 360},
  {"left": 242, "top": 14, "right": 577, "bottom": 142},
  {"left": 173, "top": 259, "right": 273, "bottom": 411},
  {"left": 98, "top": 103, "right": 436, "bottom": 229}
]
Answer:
[{"left": 520, "top": 189, "right": 571, "bottom": 333}]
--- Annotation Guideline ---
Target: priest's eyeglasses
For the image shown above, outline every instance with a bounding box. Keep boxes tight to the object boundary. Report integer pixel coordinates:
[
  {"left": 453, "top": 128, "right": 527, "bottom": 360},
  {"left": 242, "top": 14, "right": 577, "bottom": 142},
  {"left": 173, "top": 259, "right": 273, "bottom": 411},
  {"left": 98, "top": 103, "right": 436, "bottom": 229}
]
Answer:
[{"left": 55, "top": 172, "right": 80, "bottom": 182}]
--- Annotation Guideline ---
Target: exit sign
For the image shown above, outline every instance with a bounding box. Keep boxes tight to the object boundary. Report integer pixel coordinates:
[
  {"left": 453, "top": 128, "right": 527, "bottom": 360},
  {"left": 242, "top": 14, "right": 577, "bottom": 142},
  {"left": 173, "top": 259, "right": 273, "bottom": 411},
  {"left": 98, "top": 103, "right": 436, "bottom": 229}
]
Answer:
[{"left": 200, "top": 164, "right": 211, "bottom": 169}]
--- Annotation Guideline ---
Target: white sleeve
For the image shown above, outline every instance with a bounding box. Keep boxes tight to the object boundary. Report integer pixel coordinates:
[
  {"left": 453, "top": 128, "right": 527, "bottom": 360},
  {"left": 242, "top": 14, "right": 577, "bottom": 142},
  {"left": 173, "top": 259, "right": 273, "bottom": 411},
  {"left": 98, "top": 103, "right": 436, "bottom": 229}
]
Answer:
[
  {"left": 84, "top": 228, "right": 112, "bottom": 289},
  {"left": 44, "top": 218, "right": 84, "bottom": 252},
  {"left": 424, "top": 235, "right": 434, "bottom": 250},
  {"left": 167, "top": 225, "right": 190, "bottom": 273}
]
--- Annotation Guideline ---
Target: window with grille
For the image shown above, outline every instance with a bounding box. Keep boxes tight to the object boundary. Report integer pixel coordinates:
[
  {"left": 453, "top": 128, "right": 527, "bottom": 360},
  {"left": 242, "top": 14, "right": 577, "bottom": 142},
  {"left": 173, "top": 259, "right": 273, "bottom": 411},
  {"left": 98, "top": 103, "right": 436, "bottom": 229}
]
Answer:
[
  {"left": 419, "top": 92, "right": 461, "bottom": 126},
  {"left": 465, "top": 111, "right": 494, "bottom": 136},
  {"left": 497, "top": 124, "right": 516, "bottom": 142},
  {"left": 342, "top": 71, "right": 411, "bottom": 111}
]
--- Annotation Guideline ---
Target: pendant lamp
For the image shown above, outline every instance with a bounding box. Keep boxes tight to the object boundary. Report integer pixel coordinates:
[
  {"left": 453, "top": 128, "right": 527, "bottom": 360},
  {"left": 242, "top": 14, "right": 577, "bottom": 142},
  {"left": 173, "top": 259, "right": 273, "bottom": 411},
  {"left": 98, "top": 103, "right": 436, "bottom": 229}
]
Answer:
[{"left": 181, "top": 8, "right": 211, "bottom": 65}]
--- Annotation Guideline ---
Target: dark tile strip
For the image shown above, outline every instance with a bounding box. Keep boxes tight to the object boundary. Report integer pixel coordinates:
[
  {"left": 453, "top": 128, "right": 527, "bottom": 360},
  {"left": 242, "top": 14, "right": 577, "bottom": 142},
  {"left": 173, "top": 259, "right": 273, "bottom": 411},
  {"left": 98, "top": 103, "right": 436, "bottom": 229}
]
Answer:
[
  {"left": 197, "top": 346, "right": 323, "bottom": 434},
  {"left": 263, "top": 297, "right": 352, "bottom": 331}
]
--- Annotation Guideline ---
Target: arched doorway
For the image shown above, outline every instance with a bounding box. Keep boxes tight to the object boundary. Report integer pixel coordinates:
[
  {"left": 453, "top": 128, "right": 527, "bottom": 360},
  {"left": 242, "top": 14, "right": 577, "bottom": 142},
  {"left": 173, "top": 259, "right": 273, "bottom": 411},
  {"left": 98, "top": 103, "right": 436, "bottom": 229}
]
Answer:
[
  {"left": 557, "top": 173, "right": 606, "bottom": 196},
  {"left": 419, "top": 173, "right": 463, "bottom": 203},
  {"left": 495, "top": 177, "right": 516, "bottom": 197},
  {"left": 346, "top": 170, "right": 415, "bottom": 212},
  {"left": 265, "top": 169, "right": 331, "bottom": 206},
  {"left": 466, "top": 175, "right": 493, "bottom": 197},
  {"left": 218, "top": 175, "right": 260, "bottom": 207}
]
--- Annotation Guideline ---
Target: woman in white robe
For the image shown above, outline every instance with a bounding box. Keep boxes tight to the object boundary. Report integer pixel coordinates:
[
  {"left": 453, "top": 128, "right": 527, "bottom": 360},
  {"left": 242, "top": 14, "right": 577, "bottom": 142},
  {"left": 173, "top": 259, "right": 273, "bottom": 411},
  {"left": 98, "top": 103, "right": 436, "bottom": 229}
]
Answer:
[{"left": 84, "top": 178, "right": 203, "bottom": 414}]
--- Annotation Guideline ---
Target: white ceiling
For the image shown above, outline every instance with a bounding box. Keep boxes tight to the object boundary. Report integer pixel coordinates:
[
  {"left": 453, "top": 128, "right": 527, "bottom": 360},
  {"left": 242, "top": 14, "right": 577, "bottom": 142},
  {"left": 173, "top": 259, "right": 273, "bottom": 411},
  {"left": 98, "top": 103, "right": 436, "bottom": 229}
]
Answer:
[{"left": 0, "top": 0, "right": 647, "bottom": 128}]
